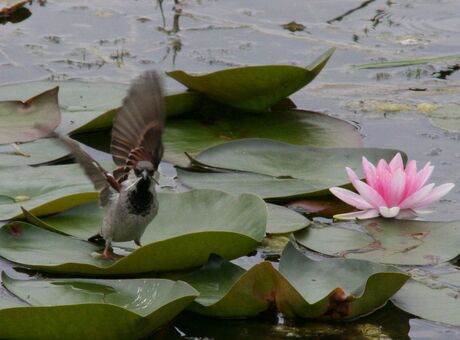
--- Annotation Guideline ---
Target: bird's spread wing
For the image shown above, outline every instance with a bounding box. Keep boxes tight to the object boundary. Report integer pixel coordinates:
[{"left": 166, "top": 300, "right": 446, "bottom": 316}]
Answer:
[
  {"left": 110, "top": 71, "right": 165, "bottom": 177},
  {"left": 53, "top": 134, "right": 119, "bottom": 207}
]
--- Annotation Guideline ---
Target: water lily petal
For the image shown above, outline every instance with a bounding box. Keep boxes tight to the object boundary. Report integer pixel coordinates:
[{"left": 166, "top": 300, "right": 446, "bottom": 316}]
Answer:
[
  {"left": 329, "top": 187, "right": 374, "bottom": 209},
  {"left": 362, "top": 157, "right": 377, "bottom": 188},
  {"left": 403, "top": 160, "right": 417, "bottom": 196},
  {"left": 389, "top": 153, "right": 404, "bottom": 173},
  {"left": 333, "top": 209, "right": 379, "bottom": 220},
  {"left": 412, "top": 183, "right": 455, "bottom": 208},
  {"left": 353, "top": 180, "right": 387, "bottom": 208},
  {"left": 386, "top": 169, "right": 406, "bottom": 206},
  {"left": 413, "top": 163, "right": 433, "bottom": 192},
  {"left": 379, "top": 206, "right": 400, "bottom": 218},
  {"left": 377, "top": 159, "right": 390, "bottom": 173},
  {"left": 345, "top": 167, "right": 359, "bottom": 183},
  {"left": 399, "top": 183, "right": 435, "bottom": 209}
]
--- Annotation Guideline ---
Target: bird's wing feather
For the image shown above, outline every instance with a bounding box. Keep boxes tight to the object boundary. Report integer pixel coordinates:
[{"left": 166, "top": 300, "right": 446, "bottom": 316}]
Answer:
[
  {"left": 110, "top": 71, "right": 165, "bottom": 173},
  {"left": 53, "top": 135, "right": 119, "bottom": 207}
]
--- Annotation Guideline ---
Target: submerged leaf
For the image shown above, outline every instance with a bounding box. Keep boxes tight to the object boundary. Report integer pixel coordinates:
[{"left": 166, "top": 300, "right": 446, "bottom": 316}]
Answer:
[
  {"left": 352, "top": 54, "right": 460, "bottom": 69},
  {"left": 167, "top": 48, "right": 334, "bottom": 112},
  {"left": 0, "top": 87, "right": 60, "bottom": 144},
  {"left": 0, "top": 273, "right": 198, "bottom": 340}
]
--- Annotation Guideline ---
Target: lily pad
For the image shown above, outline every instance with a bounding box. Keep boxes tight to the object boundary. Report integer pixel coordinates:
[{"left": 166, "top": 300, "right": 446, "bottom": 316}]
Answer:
[
  {"left": 423, "top": 103, "right": 460, "bottom": 133},
  {"left": 175, "top": 243, "right": 408, "bottom": 319},
  {"left": 0, "top": 80, "right": 128, "bottom": 134},
  {"left": 0, "top": 164, "right": 97, "bottom": 221},
  {"left": 0, "top": 190, "right": 267, "bottom": 275},
  {"left": 276, "top": 243, "right": 409, "bottom": 319},
  {"left": 266, "top": 203, "right": 310, "bottom": 234},
  {"left": 295, "top": 219, "right": 460, "bottom": 265},
  {"left": 166, "top": 48, "right": 334, "bottom": 112},
  {"left": 0, "top": 87, "right": 60, "bottom": 144},
  {"left": 0, "top": 273, "right": 198, "bottom": 340},
  {"left": 0, "top": 138, "right": 70, "bottom": 167},
  {"left": 163, "top": 109, "right": 362, "bottom": 166},
  {"left": 176, "top": 255, "right": 276, "bottom": 318},
  {"left": 392, "top": 271, "right": 460, "bottom": 326},
  {"left": 71, "top": 91, "right": 204, "bottom": 135},
  {"left": 177, "top": 139, "right": 402, "bottom": 200}
]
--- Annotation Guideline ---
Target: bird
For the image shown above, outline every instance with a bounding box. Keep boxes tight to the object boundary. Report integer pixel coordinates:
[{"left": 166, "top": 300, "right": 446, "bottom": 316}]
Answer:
[{"left": 46, "top": 71, "right": 165, "bottom": 259}]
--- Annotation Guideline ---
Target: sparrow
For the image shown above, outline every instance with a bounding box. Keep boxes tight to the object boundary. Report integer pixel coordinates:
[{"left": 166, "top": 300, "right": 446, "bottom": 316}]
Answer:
[{"left": 49, "top": 71, "right": 165, "bottom": 259}]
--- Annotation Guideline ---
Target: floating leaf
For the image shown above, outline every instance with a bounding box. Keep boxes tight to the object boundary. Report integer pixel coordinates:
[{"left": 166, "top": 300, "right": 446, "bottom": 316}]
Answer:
[
  {"left": 276, "top": 243, "right": 409, "bottom": 319},
  {"left": 392, "top": 272, "right": 460, "bottom": 326},
  {"left": 177, "top": 139, "right": 402, "bottom": 200},
  {"left": 164, "top": 109, "right": 362, "bottom": 166},
  {"left": 423, "top": 103, "right": 460, "bottom": 133},
  {"left": 0, "top": 273, "right": 198, "bottom": 340},
  {"left": 176, "top": 255, "right": 276, "bottom": 318},
  {"left": 295, "top": 219, "right": 460, "bottom": 265},
  {"left": 0, "top": 190, "right": 267, "bottom": 275},
  {"left": 166, "top": 48, "right": 334, "bottom": 112},
  {"left": 352, "top": 54, "right": 460, "bottom": 69},
  {"left": 266, "top": 203, "right": 310, "bottom": 234},
  {"left": 71, "top": 91, "right": 204, "bottom": 135},
  {"left": 0, "top": 164, "right": 97, "bottom": 221},
  {"left": 0, "top": 87, "right": 60, "bottom": 144},
  {"left": 175, "top": 244, "right": 408, "bottom": 319},
  {"left": 0, "top": 138, "right": 70, "bottom": 167},
  {"left": 0, "top": 80, "right": 128, "bottom": 134}
]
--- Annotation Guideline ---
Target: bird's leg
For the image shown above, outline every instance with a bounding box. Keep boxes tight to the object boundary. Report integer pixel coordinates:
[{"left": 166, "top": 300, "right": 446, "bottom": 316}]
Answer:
[
  {"left": 134, "top": 238, "right": 142, "bottom": 247},
  {"left": 101, "top": 239, "right": 117, "bottom": 260}
]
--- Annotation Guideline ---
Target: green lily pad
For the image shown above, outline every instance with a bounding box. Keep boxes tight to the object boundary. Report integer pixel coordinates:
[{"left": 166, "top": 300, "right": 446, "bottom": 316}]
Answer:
[
  {"left": 0, "top": 80, "right": 128, "bottom": 134},
  {"left": 392, "top": 271, "right": 460, "bottom": 326},
  {"left": 0, "top": 164, "right": 97, "bottom": 221},
  {"left": 164, "top": 109, "right": 362, "bottom": 166},
  {"left": 175, "top": 243, "right": 408, "bottom": 319},
  {"left": 0, "top": 138, "right": 70, "bottom": 167},
  {"left": 295, "top": 219, "right": 460, "bottom": 265},
  {"left": 0, "top": 273, "right": 198, "bottom": 340},
  {"left": 177, "top": 139, "right": 402, "bottom": 200},
  {"left": 176, "top": 255, "right": 276, "bottom": 318},
  {"left": 166, "top": 48, "right": 334, "bottom": 112},
  {"left": 0, "top": 190, "right": 267, "bottom": 275},
  {"left": 276, "top": 243, "right": 409, "bottom": 319},
  {"left": 266, "top": 203, "right": 310, "bottom": 234},
  {"left": 423, "top": 103, "right": 460, "bottom": 133},
  {"left": 0, "top": 87, "right": 60, "bottom": 144},
  {"left": 71, "top": 91, "right": 204, "bottom": 135}
]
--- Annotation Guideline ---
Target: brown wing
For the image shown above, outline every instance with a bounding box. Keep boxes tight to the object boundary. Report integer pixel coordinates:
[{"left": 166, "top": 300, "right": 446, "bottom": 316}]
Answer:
[
  {"left": 110, "top": 71, "right": 165, "bottom": 175},
  {"left": 54, "top": 134, "right": 119, "bottom": 207}
]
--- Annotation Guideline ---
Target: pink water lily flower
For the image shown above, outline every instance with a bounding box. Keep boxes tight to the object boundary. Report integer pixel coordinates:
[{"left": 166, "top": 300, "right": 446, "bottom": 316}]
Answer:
[{"left": 329, "top": 153, "right": 455, "bottom": 220}]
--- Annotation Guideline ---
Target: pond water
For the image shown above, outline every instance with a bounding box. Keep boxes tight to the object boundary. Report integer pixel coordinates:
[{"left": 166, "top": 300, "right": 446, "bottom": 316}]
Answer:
[{"left": 1, "top": 0, "right": 460, "bottom": 338}]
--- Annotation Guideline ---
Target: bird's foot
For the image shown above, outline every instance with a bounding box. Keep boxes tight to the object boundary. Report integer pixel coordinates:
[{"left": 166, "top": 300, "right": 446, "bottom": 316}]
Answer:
[{"left": 96, "top": 247, "right": 122, "bottom": 261}]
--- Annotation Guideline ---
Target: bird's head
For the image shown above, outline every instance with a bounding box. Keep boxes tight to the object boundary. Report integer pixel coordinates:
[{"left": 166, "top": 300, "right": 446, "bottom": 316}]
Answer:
[{"left": 133, "top": 161, "right": 156, "bottom": 183}]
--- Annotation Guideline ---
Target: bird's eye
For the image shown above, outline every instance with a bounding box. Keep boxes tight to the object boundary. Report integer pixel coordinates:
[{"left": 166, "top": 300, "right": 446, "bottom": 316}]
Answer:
[{"left": 134, "top": 168, "right": 141, "bottom": 176}]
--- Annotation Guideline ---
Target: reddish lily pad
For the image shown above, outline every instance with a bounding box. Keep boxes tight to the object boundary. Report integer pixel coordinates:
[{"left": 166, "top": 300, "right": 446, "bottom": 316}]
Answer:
[{"left": 0, "top": 87, "right": 60, "bottom": 144}]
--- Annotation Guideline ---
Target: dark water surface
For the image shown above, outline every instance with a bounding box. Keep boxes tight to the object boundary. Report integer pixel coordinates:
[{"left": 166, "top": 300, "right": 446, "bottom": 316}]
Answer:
[{"left": 1, "top": 0, "right": 460, "bottom": 338}]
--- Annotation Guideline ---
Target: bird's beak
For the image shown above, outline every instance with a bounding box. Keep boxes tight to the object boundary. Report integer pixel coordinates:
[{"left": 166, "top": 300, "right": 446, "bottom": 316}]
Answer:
[{"left": 142, "top": 169, "right": 149, "bottom": 181}]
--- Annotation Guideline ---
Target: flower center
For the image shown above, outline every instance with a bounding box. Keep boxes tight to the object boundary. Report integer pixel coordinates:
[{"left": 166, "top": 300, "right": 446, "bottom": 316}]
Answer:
[{"left": 379, "top": 206, "right": 400, "bottom": 218}]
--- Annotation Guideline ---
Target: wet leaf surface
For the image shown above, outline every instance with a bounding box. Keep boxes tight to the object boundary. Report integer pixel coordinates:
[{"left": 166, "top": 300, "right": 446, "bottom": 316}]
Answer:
[
  {"left": 0, "top": 273, "right": 198, "bottom": 340},
  {"left": 295, "top": 219, "right": 460, "bottom": 265},
  {"left": 392, "top": 270, "right": 460, "bottom": 326}
]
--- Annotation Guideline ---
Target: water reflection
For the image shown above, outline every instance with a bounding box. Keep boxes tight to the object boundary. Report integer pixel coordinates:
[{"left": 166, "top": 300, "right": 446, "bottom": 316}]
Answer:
[
  {"left": 0, "top": 8, "right": 31, "bottom": 25},
  {"left": 154, "top": 303, "right": 411, "bottom": 339}
]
